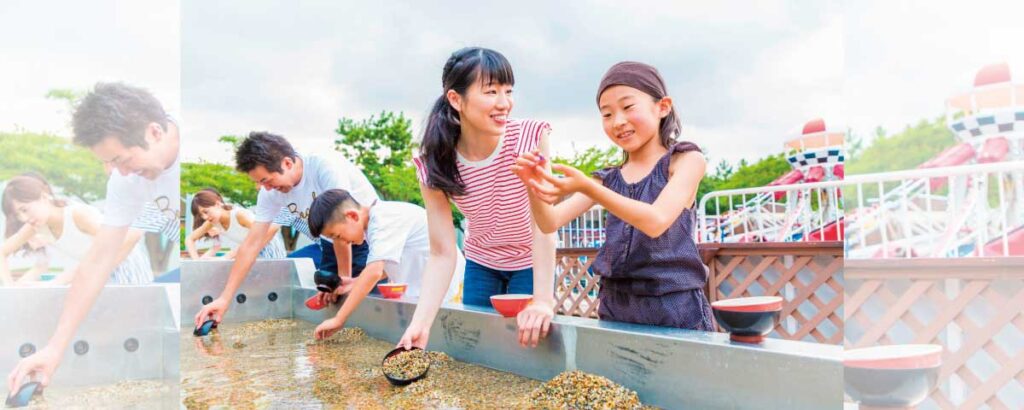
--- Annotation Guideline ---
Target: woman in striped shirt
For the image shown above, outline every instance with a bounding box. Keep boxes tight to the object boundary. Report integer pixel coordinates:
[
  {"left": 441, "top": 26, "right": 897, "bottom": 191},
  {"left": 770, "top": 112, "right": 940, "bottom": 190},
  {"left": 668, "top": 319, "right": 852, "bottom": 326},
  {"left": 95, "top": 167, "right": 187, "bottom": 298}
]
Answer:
[{"left": 398, "top": 47, "right": 557, "bottom": 350}]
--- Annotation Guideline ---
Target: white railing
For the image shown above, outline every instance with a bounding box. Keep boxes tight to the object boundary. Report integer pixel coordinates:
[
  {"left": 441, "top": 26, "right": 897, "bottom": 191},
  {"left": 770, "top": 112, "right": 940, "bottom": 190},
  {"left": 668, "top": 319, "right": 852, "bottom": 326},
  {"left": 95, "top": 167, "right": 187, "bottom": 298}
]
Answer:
[
  {"left": 698, "top": 161, "right": 1024, "bottom": 258},
  {"left": 697, "top": 180, "right": 844, "bottom": 244},
  {"left": 557, "top": 205, "right": 606, "bottom": 248},
  {"left": 843, "top": 160, "right": 1024, "bottom": 259}
]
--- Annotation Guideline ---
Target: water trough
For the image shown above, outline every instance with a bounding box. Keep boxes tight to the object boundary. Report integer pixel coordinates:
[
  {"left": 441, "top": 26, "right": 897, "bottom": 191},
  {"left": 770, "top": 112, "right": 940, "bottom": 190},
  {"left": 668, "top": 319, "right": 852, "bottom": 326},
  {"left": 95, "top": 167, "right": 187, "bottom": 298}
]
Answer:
[
  {"left": 0, "top": 284, "right": 180, "bottom": 388},
  {"left": 182, "top": 259, "right": 842, "bottom": 409}
]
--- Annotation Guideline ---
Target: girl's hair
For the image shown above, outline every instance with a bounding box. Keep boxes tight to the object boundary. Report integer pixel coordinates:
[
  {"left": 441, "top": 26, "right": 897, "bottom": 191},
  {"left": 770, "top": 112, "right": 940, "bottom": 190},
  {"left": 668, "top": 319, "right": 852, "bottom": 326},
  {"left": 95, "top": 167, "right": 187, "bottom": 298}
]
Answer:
[
  {"left": 190, "top": 188, "right": 233, "bottom": 235},
  {"left": 419, "top": 47, "right": 515, "bottom": 197},
  {"left": 2, "top": 173, "right": 66, "bottom": 253}
]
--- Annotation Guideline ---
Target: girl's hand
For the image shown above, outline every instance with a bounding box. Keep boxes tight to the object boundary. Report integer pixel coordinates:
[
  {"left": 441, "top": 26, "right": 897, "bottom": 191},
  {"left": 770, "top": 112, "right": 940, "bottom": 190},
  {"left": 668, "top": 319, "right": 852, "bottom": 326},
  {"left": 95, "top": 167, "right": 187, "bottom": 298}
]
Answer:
[
  {"left": 527, "top": 163, "right": 593, "bottom": 201},
  {"left": 517, "top": 300, "right": 554, "bottom": 348}
]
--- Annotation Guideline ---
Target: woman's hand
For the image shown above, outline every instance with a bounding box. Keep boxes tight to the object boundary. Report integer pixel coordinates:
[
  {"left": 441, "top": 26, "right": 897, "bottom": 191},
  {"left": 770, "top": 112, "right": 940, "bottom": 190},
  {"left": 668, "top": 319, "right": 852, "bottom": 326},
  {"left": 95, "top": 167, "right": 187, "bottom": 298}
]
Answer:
[
  {"left": 512, "top": 151, "right": 561, "bottom": 204},
  {"left": 397, "top": 320, "right": 431, "bottom": 350},
  {"left": 517, "top": 300, "right": 554, "bottom": 348}
]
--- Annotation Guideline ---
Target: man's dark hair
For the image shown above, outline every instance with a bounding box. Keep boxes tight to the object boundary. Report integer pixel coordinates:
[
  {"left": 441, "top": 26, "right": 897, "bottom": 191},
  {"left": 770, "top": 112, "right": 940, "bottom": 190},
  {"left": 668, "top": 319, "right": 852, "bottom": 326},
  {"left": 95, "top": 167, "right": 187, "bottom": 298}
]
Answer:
[
  {"left": 308, "top": 189, "right": 361, "bottom": 238},
  {"left": 235, "top": 131, "right": 298, "bottom": 174},
  {"left": 72, "top": 82, "right": 168, "bottom": 149}
]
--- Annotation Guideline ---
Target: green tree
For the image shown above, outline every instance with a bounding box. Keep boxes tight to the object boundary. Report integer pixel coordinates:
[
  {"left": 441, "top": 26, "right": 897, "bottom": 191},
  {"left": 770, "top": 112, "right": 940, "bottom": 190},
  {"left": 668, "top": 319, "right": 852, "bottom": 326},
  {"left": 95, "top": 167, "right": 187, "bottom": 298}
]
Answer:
[
  {"left": 180, "top": 162, "right": 258, "bottom": 207},
  {"left": 847, "top": 117, "right": 955, "bottom": 174},
  {"left": 335, "top": 112, "right": 420, "bottom": 203},
  {"left": 0, "top": 132, "right": 106, "bottom": 202},
  {"left": 218, "top": 135, "right": 242, "bottom": 150},
  {"left": 45, "top": 88, "right": 83, "bottom": 108},
  {"left": 551, "top": 145, "right": 620, "bottom": 175},
  {"left": 695, "top": 154, "right": 793, "bottom": 214},
  {"left": 713, "top": 154, "right": 792, "bottom": 191},
  {"left": 333, "top": 111, "right": 468, "bottom": 225}
]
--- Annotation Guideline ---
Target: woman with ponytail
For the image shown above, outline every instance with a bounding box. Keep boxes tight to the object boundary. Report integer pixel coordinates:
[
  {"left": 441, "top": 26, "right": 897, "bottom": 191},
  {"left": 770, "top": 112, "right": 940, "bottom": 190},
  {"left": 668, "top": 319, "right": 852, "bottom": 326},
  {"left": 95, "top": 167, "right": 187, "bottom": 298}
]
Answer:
[{"left": 399, "top": 47, "right": 557, "bottom": 349}]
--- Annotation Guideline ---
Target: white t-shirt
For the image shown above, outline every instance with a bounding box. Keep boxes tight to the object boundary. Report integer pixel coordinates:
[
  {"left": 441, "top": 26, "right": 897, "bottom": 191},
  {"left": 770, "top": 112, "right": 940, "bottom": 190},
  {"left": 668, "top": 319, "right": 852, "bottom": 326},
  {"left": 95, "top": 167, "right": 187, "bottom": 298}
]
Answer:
[
  {"left": 253, "top": 153, "right": 380, "bottom": 242},
  {"left": 102, "top": 157, "right": 181, "bottom": 241},
  {"left": 366, "top": 201, "right": 464, "bottom": 302}
]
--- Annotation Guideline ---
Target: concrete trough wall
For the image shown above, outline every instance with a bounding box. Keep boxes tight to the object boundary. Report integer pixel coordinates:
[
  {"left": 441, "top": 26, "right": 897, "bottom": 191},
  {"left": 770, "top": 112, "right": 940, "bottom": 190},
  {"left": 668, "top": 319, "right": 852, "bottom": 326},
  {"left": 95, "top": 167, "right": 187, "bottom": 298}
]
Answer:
[
  {"left": 0, "top": 285, "right": 179, "bottom": 387},
  {"left": 183, "top": 259, "right": 842, "bottom": 409}
]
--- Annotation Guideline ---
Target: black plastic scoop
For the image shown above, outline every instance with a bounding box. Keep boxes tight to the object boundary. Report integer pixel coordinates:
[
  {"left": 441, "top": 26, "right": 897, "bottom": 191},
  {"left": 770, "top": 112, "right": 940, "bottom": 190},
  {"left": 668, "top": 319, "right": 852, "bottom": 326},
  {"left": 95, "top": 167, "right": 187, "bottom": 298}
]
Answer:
[
  {"left": 5, "top": 381, "right": 41, "bottom": 408},
  {"left": 193, "top": 319, "right": 218, "bottom": 337},
  {"left": 314, "top": 270, "right": 340, "bottom": 293},
  {"left": 381, "top": 347, "right": 430, "bottom": 386}
]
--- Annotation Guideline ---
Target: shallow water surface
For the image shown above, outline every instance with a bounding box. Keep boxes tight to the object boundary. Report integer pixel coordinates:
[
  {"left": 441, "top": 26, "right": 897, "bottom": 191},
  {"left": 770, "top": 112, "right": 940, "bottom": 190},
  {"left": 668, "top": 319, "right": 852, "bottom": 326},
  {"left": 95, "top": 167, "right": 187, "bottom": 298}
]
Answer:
[
  {"left": 180, "top": 319, "right": 541, "bottom": 409},
  {"left": 19, "top": 379, "right": 176, "bottom": 409}
]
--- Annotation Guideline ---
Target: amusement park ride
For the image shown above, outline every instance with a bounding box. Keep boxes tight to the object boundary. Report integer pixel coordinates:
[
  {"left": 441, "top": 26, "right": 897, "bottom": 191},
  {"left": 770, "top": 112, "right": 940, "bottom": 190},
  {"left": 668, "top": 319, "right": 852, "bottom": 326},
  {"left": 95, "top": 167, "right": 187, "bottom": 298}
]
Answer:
[
  {"left": 707, "top": 117, "right": 846, "bottom": 244},
  {"left": 700, "top": 63, "right": 1024, "bottom": 259},
  {"left": 845, "top": 62, "right": 1024, "bottom": 258}
]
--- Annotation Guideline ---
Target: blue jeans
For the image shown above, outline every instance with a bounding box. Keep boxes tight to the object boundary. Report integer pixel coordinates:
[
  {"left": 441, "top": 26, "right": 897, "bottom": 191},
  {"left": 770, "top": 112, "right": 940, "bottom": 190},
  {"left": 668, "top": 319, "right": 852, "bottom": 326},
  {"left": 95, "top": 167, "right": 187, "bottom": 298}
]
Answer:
[
  {"left": 462, "top": 259, "right": 533, "bottom": 307},
  {"left": 154, "top": 268, "right": 179, "bottom": 283},
  {"left": 289, "top": 240, "right": 377, "bottom": 293},
  {"left": 288, "top": 240, "right": 369, "bottom": 277}
]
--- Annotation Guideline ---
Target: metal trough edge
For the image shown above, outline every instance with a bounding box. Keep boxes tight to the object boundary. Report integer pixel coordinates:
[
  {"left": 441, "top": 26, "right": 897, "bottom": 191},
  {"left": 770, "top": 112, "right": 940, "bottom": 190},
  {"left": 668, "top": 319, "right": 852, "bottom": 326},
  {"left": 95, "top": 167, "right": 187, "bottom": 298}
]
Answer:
[
  {"left": 183, "top": 259, "right": 842, "bottom": 409},
  {"left": 1, "top": 284, "right": 180, "bottom": 387}
]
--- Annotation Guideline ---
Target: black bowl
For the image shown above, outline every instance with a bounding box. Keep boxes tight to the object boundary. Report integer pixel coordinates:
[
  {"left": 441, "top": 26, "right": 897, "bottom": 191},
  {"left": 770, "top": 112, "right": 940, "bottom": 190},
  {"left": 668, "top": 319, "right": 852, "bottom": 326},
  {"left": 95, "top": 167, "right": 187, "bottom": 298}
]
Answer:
[
  {"left": 844, "top": 365, "right": 939, "bottom": 407},
  {"left": 314, "top": 270, "right": 340, "bottom": 293},
  {"left": 193, "top": 319, "right": 218, "bottom": 337},
  {"left": 712, "top": 309, "right": 780, "bottom": 343},
  {"left": 5, "top": 381, "right": 41, "bottom": 408},
  {"left": 381, "top": 347, "right": 429, "bottom": 386}
]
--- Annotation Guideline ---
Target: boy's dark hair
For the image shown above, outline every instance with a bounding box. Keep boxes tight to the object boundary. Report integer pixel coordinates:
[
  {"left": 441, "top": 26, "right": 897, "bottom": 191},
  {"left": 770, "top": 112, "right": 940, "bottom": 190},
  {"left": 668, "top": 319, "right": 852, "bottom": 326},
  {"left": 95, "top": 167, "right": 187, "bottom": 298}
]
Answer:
[
  {"left": 308, "top": 189, "right": 361, "bottom": 238},
  {"left": 235, "top": 131, "right": 298, "bottom": 174},
  {"left": 72, "top": 82, "right": 168, "bottom": 149}
]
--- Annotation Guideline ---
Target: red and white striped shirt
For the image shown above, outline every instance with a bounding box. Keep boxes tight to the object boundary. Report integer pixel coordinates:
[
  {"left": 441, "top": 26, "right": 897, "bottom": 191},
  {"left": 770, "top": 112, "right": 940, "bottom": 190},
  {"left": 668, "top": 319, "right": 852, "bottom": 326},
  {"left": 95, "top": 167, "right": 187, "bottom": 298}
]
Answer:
[{"left": 413, "top": 119, "right": 550, "bottom": 270}]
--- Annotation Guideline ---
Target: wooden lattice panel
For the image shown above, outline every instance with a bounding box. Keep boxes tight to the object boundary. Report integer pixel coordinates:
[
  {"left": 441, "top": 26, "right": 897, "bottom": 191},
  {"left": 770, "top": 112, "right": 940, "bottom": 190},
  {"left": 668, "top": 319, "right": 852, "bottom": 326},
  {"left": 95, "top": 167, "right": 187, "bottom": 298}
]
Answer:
[
  {"left": 705, "top": 242, "right": 844, "bottom": 344},
  {"left": 552, "top": 242, "right": 845, "bottom": 344},
  {"left": 554, "top": 249, "right": 600, "bottom": 318},
  {"left": 846, "top": 259, "right": 1024, "bottom": 409}
]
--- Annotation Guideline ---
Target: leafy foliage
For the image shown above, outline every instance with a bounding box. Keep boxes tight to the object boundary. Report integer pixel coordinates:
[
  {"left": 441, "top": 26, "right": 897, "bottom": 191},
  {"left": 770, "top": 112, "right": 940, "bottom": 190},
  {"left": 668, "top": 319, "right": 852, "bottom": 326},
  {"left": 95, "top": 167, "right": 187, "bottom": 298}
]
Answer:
[
  {"left": 0, "top": 131, "right": 107, "bottom": 202},
  {"left": 180, "top": 162, "right": 258, "bottom": 207},
  {"left": 846, "top": 116, "right": 956, "bottom": 174},
  {"left": 335, "top": 112, "right": 422, "bottom": 206}
]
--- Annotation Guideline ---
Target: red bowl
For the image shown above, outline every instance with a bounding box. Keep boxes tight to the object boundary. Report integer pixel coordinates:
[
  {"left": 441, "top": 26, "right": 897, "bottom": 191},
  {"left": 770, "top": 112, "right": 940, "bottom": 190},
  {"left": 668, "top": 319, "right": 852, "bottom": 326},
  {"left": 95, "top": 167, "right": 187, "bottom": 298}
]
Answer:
[
  {"left": 844, "top": 344, "right": 943, "bottom": 370},
  {"left": 711, "top": 296, "right": 783, "bottom": 312},
  {"left": 490, "top": 294, "right": 532, "bottom": 317},
  {"left": 377, "top": 283, "right": 408, "bottom": 299},
  {"left": 305, "top": 294, "right": 327, "bottom": 310}
]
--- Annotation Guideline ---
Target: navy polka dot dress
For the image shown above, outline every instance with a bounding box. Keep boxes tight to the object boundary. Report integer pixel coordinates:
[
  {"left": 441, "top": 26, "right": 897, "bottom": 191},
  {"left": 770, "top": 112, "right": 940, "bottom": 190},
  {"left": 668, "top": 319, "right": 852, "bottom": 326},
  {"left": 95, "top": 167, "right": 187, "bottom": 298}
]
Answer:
[{"left": 591, "top": 142, "right": 714, "bottom": 331}]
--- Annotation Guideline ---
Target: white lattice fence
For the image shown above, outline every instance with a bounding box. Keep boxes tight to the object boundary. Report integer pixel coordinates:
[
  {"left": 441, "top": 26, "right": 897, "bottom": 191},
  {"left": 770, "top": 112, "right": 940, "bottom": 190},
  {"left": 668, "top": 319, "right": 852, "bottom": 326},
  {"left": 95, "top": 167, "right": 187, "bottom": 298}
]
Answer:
[{"left": 846, "top": 259, "right": 1024, "bottom": 409}]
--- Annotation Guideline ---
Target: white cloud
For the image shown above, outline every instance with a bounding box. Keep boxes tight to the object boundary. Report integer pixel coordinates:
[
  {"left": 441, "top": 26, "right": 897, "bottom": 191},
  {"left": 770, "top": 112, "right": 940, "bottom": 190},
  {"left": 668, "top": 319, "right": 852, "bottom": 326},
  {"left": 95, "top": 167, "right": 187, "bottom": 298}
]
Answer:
[
  {"left": 180, "top": 1, "right": 841, "bottom": 169},
  {"left": 843, "top": 0, "right": 1024, "bottom": 144},
  {"left": 0, "top": 0, "right": 180, "bottom": 136}
]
